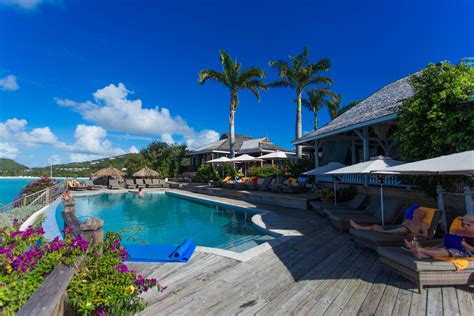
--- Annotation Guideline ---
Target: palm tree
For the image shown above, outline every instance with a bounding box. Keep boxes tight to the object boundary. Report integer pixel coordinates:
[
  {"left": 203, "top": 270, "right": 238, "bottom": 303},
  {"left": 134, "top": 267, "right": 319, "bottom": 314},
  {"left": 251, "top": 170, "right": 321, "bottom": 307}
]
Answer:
[
  {"left": 302, "top": 89, "right": 341, "bottom": 130},
  {"left": 269, "top": 47, "right": 332, "bottom": 157},
  {"left": 198, "top": 50, "right": 267, "bottom": 158}
]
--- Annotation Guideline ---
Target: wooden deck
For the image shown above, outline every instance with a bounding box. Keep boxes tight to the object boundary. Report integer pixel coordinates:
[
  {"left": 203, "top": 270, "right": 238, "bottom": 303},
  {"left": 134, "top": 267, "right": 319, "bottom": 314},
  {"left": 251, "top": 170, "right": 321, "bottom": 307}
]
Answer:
[{"left": 128, "top": 205, "right": 473, "bottom": 315}]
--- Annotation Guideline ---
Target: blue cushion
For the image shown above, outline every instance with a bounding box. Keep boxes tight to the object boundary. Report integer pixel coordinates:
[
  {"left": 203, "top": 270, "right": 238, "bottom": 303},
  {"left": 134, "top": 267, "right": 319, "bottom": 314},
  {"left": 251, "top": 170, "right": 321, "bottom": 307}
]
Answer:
[
  {"left": 444, "top": 233, "right": 463, "bottom": 250},
  {"left": 297, "top": 177, "right": 307, "bottom": 184},
  {"left": 404, "top": 204, "right": 420, "bottom": 219}
]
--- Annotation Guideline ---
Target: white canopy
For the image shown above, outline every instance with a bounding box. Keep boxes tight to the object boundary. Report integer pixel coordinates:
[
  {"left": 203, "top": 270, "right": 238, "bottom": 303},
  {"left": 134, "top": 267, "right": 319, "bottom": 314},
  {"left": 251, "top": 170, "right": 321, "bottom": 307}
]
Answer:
[
  {"left": 372, "top": 150, "right": 474, "bottom": 176},
  {"left": 326, "top": 156, "right": 404, "bottom": 175},
  {"left": 228, "top": 154, "right": 263, "bottom": 163},
  {"left": 325, "top": 156, "right": 405, "bottom": 226},
  {"left": 206, "top": 156, "right": 231, "bottom": 164},
  {"left": 304, "top": 162, "right": 346, "bottom": 176},
  {"left": 259, "top": 151, "right": 298, "bottom": 160}
]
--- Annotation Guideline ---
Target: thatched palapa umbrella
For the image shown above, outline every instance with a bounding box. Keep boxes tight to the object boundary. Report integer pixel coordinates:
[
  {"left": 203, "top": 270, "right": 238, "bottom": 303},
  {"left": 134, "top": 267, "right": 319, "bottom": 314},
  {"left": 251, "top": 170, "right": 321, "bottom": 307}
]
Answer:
[
  {"left": 93, "top": 166, "right": 126, "bottom": 178},
  {"left": 133, "top": 166, "right": 160, "bottom": 178}
]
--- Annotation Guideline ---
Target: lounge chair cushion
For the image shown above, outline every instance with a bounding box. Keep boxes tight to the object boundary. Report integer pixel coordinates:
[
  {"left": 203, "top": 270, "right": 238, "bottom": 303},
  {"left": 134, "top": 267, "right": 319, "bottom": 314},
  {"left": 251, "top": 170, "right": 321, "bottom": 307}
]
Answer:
[
  {"left": 417, "top": 207, "right": 437, "bottom": 227},
  {"left": 351, "top": 229, "right": 407, "bottom": 244},
  {"left": 372, "top": 199, "right": 404, "bottom": 222},
  {"left": 377, "top": 246, "right": 474, "bottom": 272},
  {"left": 450, "top": 217, "right": 463, "bottom": 233}
]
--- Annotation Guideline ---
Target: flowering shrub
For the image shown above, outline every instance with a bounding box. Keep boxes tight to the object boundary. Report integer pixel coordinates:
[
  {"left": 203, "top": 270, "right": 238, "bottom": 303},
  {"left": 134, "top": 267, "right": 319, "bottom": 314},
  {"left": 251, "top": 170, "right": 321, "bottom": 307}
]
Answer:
[
  {"left": 67, "top": 231, "right": 163, "bottom": 315},
  {"left": 19, "top": 177, "right": 57, "bottom": 197},
  {"left": 0, "top": 221, "right": 88, "bottom": 313}
]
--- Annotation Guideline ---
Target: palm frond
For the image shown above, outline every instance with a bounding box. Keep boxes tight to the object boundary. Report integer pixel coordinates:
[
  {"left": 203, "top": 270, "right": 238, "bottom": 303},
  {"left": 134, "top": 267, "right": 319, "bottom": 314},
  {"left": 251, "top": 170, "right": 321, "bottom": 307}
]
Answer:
[
  {"left": 309, "top": 58, "right": 331, "bottom": 73},
  {"left": 268, "top": 80, "right": 292, "bottom": 88},
  {"left": 306, "top": 76, "right": 333, "bottom": 86},
  {"left": 244, "top": 86, "right": 262, "bottom": 102},
  {"left": 219, "top": 50, "right": 239, "bottom": 88},
  {"left": 238, "top": 67, "right": 266, "bottom": 84},
  {"left": 198, "top": 69, "right": 228, "bottom": 86},
  {"left": 269, "top": 60, "right": 292, "bottom": 79}
]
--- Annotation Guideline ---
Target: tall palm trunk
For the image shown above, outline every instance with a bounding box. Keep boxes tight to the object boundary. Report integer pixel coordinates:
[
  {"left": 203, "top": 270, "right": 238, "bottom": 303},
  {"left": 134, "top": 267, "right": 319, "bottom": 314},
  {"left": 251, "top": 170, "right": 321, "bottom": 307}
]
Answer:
[
  {"left": 296, "top": 90, "right": 303, "bottom": 158},
  {"left": 229, "top": 92, "right": 238, "bottom": 158},
  {"left": 313, "top": 111, "right": 318, "bottom": 130}
]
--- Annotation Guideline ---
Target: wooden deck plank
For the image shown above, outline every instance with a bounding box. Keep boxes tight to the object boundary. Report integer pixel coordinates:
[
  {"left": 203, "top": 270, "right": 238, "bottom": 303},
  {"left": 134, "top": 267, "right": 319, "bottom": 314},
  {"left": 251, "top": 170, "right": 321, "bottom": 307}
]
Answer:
[
  {"left": 357, "top": 269, "right": 392, "bottom": 315},
  {"left": 391, "top": 279, "right": 413, "bottom": 316},
  {"left": 442, "top": 287, "right": 461, "bottom": 316},
  {"left": 456, "top": 286, "right": 474, "bottom": 316},
  {"left": 327, "top": 259, "right": 381, "bottom": 316},
  {"left": 409, "top": 287, "right": 427, "bottom": 316},
  {"left": 374, "top": 272, "right": 402, "bottom": 315},
  {"left": 253, "top": 241, "right": 359, "bottom": 315},
  {"left": 308, "top": 250, "right": 378, "bottom": 315},
  {"left": 426, "top": 287, "right": 443, "bottom": 316}
]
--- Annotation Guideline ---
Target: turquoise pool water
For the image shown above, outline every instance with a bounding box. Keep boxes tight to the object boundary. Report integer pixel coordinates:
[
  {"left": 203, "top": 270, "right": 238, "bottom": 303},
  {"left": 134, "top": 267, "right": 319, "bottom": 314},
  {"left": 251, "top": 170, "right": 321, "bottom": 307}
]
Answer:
[
  {"left": 56, "top": 192, "right": 274, "bottom": 252},
  {"left": 0, "top": 178, "right": 34, "bottom": 206}
]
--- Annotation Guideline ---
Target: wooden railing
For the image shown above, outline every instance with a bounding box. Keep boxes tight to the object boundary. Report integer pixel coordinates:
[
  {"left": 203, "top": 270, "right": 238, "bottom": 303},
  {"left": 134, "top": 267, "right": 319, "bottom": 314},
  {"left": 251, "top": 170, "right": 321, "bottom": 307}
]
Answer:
[
  {"left": 0, "top": 182, "right": 65, "bottom": 213},
  {"left": 316, "top": 174, "right": 412, "bottom": 188},
  {"left": 18, "top": 198, "right": 104, "bottom": 316}
]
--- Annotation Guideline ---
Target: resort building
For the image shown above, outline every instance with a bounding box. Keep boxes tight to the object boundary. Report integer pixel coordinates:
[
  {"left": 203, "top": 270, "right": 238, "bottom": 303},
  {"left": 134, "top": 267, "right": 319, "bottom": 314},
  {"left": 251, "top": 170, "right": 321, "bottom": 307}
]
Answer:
[
  {"left": 188, "top": 133, "right": 291, "bottom": 171},
  {"left": 293, "top": 73, "right": 416, "bottom": 169}
]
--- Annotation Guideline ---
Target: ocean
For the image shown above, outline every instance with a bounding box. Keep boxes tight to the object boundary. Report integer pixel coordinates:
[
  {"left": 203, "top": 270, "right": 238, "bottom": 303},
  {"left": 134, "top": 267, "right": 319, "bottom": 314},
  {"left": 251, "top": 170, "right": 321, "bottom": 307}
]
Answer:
[{"left": 0, "top": 178, "right": 34, "bottom": 206}]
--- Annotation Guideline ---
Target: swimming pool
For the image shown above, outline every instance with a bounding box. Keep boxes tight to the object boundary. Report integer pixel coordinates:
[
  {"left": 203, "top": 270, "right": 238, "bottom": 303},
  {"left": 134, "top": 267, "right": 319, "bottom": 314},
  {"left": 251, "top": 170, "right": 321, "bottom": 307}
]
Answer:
[{"left": 56, "top": 192, "right": 274, "bottom": 252}]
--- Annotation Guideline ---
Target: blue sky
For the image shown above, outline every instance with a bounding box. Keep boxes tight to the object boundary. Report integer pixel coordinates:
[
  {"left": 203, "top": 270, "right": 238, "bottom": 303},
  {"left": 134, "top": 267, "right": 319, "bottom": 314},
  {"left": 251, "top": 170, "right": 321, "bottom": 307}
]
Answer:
[{"left": 0, "top": 0, "right": 472, "bottom": 167}]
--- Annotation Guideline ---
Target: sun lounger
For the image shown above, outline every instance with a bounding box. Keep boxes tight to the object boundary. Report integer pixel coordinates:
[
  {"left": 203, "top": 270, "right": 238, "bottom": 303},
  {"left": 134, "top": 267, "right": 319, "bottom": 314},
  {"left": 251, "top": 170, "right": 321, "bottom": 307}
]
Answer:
[
  {"left": 151, "top": 179, "right": 162, "bottom": 188},
  {"left": 135, "top": 179, "right": 145, "bottom": 189},
  {"left": 84, "top": 179, "right": 102, "bottom": 190},
  {"left": 377, "top": 246, "right": 474, "bottom": 292},
  {"left": 125, "top": 179, "right": 136, "bottom": 189},
  {"left": 350, "top": 207, "right": 442, "bottom": 250},
  {"left": 143, "top": 179, "right": 152, "bottom": 188},
  {"left": 234, "top": 178, "right": 250, "bottom": 190},
  {"left": 281, "top": 177, "right": 310, "bottom": 194},
  {"left": 160, "top": 179, "right": 169, "bottom": 188},
  {"left": 108, "top": 179, "right": 120, "bottom": 190},
  {"left": 244, "top": 177, "right": 261, "bottom": 190},
  {"left": 328, "top": 198, "right": 404, "bottom": 232},
  {"left": 124, "top": 237, "right": 196, "bottom": 263},
  {"left": 257, "top": 177, "right": 273, "bottom": 191},
  {"left": 311, "top": 193, "right": 367, "bottom": 216},
  {"left": 68, "top": 180, "right": 88, "bottom": 191}
]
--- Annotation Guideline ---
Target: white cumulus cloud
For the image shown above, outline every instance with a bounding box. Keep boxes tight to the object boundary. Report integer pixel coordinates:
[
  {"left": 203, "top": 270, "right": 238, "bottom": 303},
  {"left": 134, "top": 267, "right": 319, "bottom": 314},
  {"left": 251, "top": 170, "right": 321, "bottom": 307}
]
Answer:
[
  {"left": 0, "top": 118, "right": 58, "bottom": 145},
  {"left": 68, "top": 153, "right": 103, "bottom": 163},
  {"left": 128, "top": 145, "right": 139, "bottom": 153},
  {"left": 55, "top": 83, "right": 219, "bottom": 149},
  {"left": 0, "top": 75, "right": 19, "bottom": 91},
  {"left": 0, "top": 142, "right": 19, "bottom": 159},
  {"left": 59, "top": 124, "right": 125, "bottom": 157}
]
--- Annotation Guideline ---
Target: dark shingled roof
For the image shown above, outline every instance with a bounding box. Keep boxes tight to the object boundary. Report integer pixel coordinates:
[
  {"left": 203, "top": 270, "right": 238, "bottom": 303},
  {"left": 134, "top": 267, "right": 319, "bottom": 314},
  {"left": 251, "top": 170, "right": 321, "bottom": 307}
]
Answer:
[
  {"left": 191, "top": 134, "right": 290, "bottom": 155},
  {"left": 294, "top": 72, "right": 417, "bottom": 144}
]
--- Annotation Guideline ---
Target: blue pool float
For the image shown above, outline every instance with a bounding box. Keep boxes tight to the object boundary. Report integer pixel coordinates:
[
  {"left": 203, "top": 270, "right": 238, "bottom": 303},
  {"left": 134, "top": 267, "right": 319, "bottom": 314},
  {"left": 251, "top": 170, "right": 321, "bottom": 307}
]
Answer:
[{"left": 124, "top": 237, "right": 196, "bottom": 263}]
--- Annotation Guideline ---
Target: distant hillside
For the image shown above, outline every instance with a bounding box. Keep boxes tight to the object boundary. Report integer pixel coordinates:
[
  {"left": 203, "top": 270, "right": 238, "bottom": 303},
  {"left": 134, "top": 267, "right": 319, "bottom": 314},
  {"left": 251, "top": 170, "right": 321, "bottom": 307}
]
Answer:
[
  {"left": 0, "top": 159, "right": 29, "bottom": 176},
  {"left": 0, "top": 154, "right": 134, "bottom": 177},
  {"left": 31, "top": 154, "right": 134, "bottom": 177}
]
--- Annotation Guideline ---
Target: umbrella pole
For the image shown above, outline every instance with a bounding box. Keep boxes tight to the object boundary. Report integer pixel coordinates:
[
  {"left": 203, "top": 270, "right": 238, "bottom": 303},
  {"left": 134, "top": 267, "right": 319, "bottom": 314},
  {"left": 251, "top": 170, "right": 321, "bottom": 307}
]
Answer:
[
  {"left": 464, "top": 185, "right": 473, "bottom": 215},
  {"left": 380, "top": 183, "right": 385, "bottom": 227},
  {"left": 436, "top": 184, "right": 448, "bottom": 232},
  {"left": 333, "top": 178, "right": 337, "bottom": 206},
  {"left": 277, "top": 160, "right": 279, "bottom": 182}
]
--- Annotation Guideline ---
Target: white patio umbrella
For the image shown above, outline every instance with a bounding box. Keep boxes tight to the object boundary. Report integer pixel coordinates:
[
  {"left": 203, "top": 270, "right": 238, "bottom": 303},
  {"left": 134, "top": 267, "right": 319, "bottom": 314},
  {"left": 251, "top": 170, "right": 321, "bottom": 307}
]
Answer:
[
  {"left": 228, "top": 154, "right": 263, "bottom": 176},
  {"left": 326, "top": 156, "right": 405, "bottom": 226},
  {"left": 304, "top": 162, "right": 346, "bottom": 206},
  {"left": 206, "top": 156, "right": 231, "bottom": 177},
  {"left": 206, "top": 156, "right": 231, "bottom": 164},
  {"left": 259, "top": 151, "right": 298, "bottom": 181},
  {"left": 372, "top": 150, "right": 474, "bottom": 229}
]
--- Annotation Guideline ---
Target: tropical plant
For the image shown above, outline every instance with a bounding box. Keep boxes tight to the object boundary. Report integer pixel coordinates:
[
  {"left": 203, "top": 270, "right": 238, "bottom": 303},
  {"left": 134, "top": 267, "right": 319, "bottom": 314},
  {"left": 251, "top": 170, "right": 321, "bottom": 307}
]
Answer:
[
  {"left": 198, "top": 50, "right": 267, "bottom": 158},
  {"left": 215, "top": 163, "right": 237, "bottom": 179},
  {"left": 193, "top": 164, "right": 219, "bottom": 183},
  {"left": 124, "top": 153, "right": 147, "bottom": 175},
  {"left": 248, "top": 166, "right": 278, "bottom": 178},
  {"left": 269, "top": 47, "right": 332, "bottom": 157},
  {"left": 140, "top": 141, "right": 187, "bottom": 178},
  {"left": 395, "top": 60, "right": 474, "bottom": 196},
  {"left": 302, "top": 89, "right": 340, "bottom": 129}
]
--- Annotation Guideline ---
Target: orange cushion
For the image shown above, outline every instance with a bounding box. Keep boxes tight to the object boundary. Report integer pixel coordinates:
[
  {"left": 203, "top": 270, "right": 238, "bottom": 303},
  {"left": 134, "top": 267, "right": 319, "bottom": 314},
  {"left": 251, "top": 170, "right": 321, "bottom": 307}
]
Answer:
[
  {"left": 450, "top": 217, "right": 463, "bottom": 233},
  {"left": 223, "top": 176, "right": 232, "bottom": 182},
  {"left": 417, "top": 207, "right": 437, "bottom": 227},
  {"left": 288, "top": 178, "right": 297, "bottom": 184}
]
